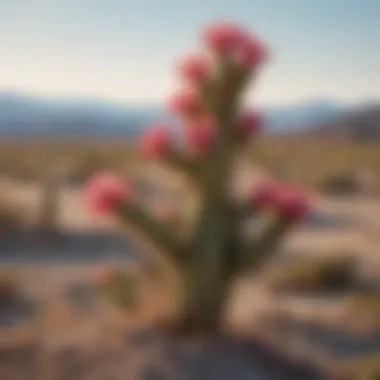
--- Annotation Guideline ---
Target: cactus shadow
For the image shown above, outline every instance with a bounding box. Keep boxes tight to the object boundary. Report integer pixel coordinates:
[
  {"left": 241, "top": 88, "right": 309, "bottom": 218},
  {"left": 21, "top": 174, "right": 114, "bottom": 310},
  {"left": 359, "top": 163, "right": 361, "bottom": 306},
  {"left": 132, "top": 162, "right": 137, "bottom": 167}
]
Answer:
[
  {"left": 303, "top": 210, "right": 360, "bottom": 230},
  {"left": 273, "top": 316, "right": 380, "bottom": 359},
  {"left": 0, "top": 295, "right": 38, "bottom": 327},
  {"left": 124, "top": 328, "right": 323, "bottom": 380},
  {"left": 0, "top": 228, "right": 138, "bottom": 265}
]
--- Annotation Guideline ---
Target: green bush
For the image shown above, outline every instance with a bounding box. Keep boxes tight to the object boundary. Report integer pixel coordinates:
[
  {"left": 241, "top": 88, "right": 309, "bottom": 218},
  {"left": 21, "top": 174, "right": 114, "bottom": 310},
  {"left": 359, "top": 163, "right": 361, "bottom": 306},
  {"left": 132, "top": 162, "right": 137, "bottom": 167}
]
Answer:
[{"left": 265, "top": 256, "right": 356, "bottom": 293}]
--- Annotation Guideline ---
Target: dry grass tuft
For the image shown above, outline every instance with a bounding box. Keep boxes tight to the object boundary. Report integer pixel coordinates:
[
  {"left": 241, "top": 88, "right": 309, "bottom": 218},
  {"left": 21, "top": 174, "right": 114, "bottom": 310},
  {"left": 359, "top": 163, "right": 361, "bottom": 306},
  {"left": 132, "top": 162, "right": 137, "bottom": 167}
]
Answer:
[{"left": 264, "top": 255, "right": 356, "bottom": 293}]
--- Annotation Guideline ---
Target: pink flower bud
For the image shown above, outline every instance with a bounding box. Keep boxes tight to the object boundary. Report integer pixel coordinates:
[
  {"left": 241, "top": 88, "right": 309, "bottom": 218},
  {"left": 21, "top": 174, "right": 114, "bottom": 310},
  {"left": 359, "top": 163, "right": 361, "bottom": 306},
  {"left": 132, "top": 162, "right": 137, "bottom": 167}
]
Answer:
[
  {"left": 178, "top": 54, "right": 210, "bottom": 86},
  {"left": 185, "top": 118, "right": 217, "bottom": 155},
  {"left": 235, "top": 34, "right": 268, "bottom": 70},
  {"left": 85, "top": 173, "right": 132, "bottom": 216},
  {"left": 140, "top": 125, "right": 172, "bottom": 159},
  {"left": 203, "top": 21, "right": 245, "bottom": 56},
  {"left": 252, "top": 181, "right": 281, "bottom": 208},
  {"left": 276, "top": 188, "right": 311, "bottom": 222},
  {"left": 168, "top": 89, "right": 203, "bottom": 118},
  {"left": 236, "top": 110, "right": 264, "bottom": 136}
]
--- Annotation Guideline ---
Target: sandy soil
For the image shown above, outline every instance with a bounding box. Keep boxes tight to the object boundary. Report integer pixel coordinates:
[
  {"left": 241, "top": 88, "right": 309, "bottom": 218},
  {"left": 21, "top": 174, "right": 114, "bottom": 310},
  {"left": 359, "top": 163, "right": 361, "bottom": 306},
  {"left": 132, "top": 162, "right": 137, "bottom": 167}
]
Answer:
[{"left": 1, "top": 174, "right": 380, "bottom": 379}]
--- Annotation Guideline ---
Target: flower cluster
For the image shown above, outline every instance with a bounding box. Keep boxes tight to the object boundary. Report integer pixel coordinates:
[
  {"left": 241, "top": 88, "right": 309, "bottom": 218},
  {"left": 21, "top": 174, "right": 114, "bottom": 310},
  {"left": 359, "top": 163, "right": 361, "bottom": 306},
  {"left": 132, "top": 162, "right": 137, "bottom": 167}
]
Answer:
[
  {"left": 142, "top": 21, "right": 268, "bottom": 159},
  {"left": 84, "top": 21, "right": 310, "bottom": 224},
  {"left": 252, "top": 181, "right": 311, "bottom": 222},
  {"left": 85, "top": 173, "right": 132, "bottom": 216}
]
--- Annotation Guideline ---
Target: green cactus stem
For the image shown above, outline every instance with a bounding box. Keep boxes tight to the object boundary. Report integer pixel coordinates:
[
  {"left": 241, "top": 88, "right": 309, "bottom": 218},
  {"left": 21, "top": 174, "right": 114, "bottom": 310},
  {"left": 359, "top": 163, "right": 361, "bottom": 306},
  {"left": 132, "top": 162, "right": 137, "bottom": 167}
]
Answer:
[
  {"left": 240, "top": 219, "right": 290, "bottom": 271},
  {"left": 165, "top": 149, "right": 202, "bottom": 187},
  {"left": 98, "top": 23, "right": 307, "bottom": 332},
  {"left": 117, "top": 202, "right": 187, "bottom": 267}
]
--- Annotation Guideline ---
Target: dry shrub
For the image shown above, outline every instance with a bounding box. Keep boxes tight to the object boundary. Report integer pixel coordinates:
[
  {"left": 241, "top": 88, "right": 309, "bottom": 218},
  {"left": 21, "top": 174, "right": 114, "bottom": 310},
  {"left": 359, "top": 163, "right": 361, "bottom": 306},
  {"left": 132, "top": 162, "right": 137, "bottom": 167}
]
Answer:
[
  {"left": 1, "top": 139, "right": 380, "bottom": 189},
  {"left": 0, "top": 196, "right": 27, "bottom": 232},
  {"left": 353, "top": 354, "right": 380, "bottom": 380},
  {"left": 265, "top": 256, "right": 356, "bottom": 293},
  {"left": 344, "top": 293, "right": 380, "bottom": 331},
  {"left": 94, "top": 266, "right": 141, "bottom": 312},
  {"left": 0, "top": 273, "right": 19, "bottom": 303},
  {"left": 346, "top": 293, "right": 380, "bottom": 313},
  {"left": 319, "top": 169, "right": 378, "bottom": 196},
  {"left": 245, "top": 138, "right": 380, "bottom": 189}
]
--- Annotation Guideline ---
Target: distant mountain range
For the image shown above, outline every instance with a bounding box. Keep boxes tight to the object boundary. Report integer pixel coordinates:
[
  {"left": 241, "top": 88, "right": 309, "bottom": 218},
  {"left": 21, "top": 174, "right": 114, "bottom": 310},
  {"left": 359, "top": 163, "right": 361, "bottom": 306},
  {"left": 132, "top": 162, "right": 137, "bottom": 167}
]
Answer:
[
  {"left": 299, "top": 105, "right": 380, "bottom": 142},
  {"left": 0, "top": 93, "right": 164, "bottom": 140},
  {"left": 0, "top": 92, "right": 378, "bottom": 141}
]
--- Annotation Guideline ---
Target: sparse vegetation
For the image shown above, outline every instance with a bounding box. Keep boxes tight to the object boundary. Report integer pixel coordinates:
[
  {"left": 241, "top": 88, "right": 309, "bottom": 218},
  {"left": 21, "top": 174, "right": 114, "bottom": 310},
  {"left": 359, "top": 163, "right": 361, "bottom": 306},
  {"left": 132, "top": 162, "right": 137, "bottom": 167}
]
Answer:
[
  {"left": 0, "top": 195, "right": 27, "bottom": 232},
  {"left": 1, "top": 138, "right": 380, "bottom": 192},
  {"left": 96, "top": 267, "right": 140, "bottom": 311},
  {"left": 346, "top": 293, "right": 380, "bottom": 312},
  {"left": 345, "top": 293, "right": 380, "bottom": 328},
  {"left": 354, "top": 354, "right": 380, "bottom": 380},
  {"left": 264, "top": 256, "right": 356, "bottom": 293},
  {"left": 246, "top": 138, "right": 380, "bottom": 190},
  {"left": 0, "top": 273, "right": 19, "bottom": 303}
]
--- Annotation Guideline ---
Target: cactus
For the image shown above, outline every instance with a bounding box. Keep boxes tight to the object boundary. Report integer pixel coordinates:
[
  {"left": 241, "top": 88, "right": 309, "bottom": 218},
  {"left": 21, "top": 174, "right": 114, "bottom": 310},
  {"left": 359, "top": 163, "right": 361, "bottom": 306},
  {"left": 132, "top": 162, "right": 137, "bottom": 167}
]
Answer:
[{"left": 85, "top": 21, "right": 311, "bottom": 333}]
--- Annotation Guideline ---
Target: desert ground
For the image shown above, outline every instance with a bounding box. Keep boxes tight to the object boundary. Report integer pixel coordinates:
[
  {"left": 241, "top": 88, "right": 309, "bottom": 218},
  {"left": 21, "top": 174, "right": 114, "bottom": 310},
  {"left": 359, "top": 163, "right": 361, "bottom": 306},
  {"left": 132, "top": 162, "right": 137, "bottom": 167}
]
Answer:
[{"left": 1, "top": 163, "right": 380, "bottom": 379}]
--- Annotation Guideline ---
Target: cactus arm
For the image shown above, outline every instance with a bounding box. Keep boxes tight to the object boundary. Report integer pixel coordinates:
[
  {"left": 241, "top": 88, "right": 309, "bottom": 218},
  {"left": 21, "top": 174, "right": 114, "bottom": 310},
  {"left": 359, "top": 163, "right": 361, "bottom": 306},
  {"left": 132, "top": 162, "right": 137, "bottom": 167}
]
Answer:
[
  {"left": 235, "top": 200, "right": 261, "bottom": 220},
  {"left": 240, "top": 219, "right": 290, "bottom": 271},
  {"left": 165, "top": 150, "right": 202, "bottom": 185},
  {"left": 116, "top": 202, "right": 187, "bottom": 265}
]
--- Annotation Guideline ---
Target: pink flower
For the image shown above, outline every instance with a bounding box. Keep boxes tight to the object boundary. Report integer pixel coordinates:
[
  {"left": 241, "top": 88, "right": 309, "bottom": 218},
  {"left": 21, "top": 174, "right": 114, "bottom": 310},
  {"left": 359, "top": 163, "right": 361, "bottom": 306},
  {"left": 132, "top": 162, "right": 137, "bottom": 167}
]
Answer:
[
  {"left": 276, "top": 188, "right": 311, "bottom": 222},
  {"left": 235, "top": 34, "right": 268, "bottom": 70},
  {"left": 236, "top": 110, "right": 264, "bottom": 136},
  {"left": 178, "top": 54, "right": 210, "bottom": 85},
  {"left": 203, "top": 21, "right": 245, "bottom": 56},
  {"left": 252, "top": 181, "right": 281, "bottom": 208},
  {"left": 168, "top": 89, "right": 203, "bottom": 118},
  {"left": 85, "top": 173, "right": 132, "bottom": 216},
  {"left": 140, "top": 125, "right": 172, "bottom": 159},
  {"left": 185, "top": 118, "right": 217, "bottom": 155}
]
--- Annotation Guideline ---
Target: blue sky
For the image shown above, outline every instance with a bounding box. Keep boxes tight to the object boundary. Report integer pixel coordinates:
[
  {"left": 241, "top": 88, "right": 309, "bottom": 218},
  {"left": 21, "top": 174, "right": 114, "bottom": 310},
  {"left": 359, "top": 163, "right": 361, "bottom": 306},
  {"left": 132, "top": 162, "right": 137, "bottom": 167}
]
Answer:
[{"left": 0, "top": 0, "right": 379, "bottom": 106}]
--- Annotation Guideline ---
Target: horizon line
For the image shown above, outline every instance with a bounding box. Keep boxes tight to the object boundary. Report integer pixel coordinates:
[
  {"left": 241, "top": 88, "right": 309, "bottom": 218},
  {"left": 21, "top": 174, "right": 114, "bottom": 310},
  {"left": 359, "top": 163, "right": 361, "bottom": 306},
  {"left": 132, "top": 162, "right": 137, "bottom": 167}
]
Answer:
[{"left": 0, "top": 87, "right": 378, "bottom": 110}]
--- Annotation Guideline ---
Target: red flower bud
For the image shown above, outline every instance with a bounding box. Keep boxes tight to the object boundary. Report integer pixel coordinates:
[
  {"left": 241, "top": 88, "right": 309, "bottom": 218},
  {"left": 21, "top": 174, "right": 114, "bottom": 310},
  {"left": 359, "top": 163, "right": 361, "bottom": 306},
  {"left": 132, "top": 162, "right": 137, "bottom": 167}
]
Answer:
[
  {"left": 85, "top": 173, "right": 132, "bottom": 216},
  {"left": 236, "top": 110, "right": 264, "bottom": 136},
  {"left": 140, "top": 125, "right": 172, "bottom": 159},
  {"left": 185, "top": 118, "right": 217, "bottom": 155},
  {"left": 252, "top": 181, "right": 281, "bottom": 208},
  {"left": 168, "top": 89, "right": 203, "bottom": 118},
  {"left": 235, "top": 34, "right": 268, "bottom": 70},
  {"left": 203, "top": 21, "right": 245, "bottom": 56},
  {"left": 178, "top": 54, "right": 210, "bottom": 86},
  {"left": 276, "top": 188, "right": 311, "bottom": 222}
]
